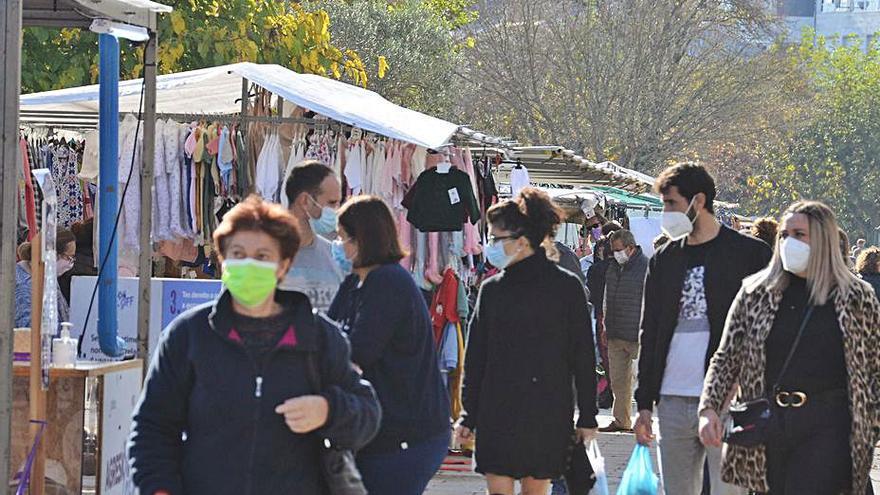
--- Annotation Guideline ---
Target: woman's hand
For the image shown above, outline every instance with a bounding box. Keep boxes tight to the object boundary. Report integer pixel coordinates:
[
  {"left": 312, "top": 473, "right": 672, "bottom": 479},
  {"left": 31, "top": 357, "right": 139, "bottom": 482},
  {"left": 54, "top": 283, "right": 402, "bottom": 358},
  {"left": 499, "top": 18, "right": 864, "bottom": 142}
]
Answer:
[
  {"left": 454, "top": 421, "right": 474, "bottom": 443},
  {"left": 634, "top": 410, "right": 655, "bottom": 446},
  {"left": 576, "top": 428, "right": 598, "bottom": 444},
  {"left": 699, "top": 408, "right": 723, "bottom": 448},
  {"left": 275, "top": 395, "right": 329, "bottom": 434}
]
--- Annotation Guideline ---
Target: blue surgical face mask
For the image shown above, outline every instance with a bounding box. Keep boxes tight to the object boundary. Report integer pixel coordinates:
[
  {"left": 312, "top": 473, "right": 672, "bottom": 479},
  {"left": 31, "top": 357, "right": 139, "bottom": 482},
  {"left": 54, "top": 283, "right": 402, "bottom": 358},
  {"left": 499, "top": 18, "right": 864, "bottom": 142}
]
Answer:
[
  {"left": 485, "top": 240, "right": 514, "bottom": 269},
  {"left": 331, "top": 240, "right": 353, "bottom": 273},
  {"left": 307, "top": 196, "right": 338, "bottom": 236}
]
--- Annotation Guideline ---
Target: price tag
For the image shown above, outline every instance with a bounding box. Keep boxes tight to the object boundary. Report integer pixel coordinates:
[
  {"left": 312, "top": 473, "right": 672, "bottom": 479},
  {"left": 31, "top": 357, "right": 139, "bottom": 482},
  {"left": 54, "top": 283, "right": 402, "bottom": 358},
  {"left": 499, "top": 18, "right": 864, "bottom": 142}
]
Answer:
[{"left": 448, "top": 188, "right": 460, "bottom": 205}]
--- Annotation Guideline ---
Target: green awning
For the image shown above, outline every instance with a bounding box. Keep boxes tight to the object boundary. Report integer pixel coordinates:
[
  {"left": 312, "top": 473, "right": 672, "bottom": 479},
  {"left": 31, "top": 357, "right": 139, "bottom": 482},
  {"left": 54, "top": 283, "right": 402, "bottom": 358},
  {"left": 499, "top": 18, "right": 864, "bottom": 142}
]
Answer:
[{"left": 592, "top": 186, "right": 662, "bottom": 208}]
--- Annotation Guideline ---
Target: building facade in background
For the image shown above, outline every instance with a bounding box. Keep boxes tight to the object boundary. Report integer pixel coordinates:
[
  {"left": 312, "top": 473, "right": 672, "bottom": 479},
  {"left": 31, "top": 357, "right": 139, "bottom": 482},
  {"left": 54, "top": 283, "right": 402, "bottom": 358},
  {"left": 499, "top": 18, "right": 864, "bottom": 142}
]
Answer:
[{"left": 779, "top": 0, "right": 880, "bottom": 49}]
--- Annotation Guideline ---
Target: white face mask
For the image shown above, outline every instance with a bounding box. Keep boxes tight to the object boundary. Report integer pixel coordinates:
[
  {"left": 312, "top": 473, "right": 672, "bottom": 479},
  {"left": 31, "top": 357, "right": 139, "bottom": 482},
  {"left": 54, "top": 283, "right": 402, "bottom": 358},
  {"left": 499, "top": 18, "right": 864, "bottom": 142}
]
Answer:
[
  {"left": 780, "top": 237, "right": 811, "bottom": 274},
  {"left": 661, "top": 198, "right": 698, "bottom": 241},
  {"left": 613, "top": 250, "right": 630, "bottom": 265}
]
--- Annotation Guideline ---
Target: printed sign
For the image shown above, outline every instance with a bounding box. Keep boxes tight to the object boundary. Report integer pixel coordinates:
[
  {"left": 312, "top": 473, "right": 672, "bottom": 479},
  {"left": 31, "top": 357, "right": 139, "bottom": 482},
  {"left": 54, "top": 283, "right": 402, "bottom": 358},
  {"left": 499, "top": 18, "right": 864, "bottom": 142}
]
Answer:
[
  {"left": 100, "top": 366, "right": 143, "bottom": 495},
  {"left": 70, "top": 277, "right": 221, "bottom": 362},
  {"left": 161, "top": 279, "right": 222, "bottom": 329}
]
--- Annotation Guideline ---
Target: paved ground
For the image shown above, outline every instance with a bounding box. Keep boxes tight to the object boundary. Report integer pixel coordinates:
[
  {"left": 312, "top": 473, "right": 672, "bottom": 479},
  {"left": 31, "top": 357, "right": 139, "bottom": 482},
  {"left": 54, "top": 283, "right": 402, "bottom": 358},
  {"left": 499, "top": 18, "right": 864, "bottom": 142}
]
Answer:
[{"left": 426, "top": 409, "right": 880, "bottom": 494}]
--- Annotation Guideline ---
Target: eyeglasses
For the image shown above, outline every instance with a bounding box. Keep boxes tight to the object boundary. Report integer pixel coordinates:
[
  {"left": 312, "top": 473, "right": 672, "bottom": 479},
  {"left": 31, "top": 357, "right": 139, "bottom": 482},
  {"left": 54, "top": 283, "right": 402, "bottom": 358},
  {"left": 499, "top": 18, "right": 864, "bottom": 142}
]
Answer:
[
  {"left": 487, "top": 235, "right": 520, "bottom": 244},
  {"left": 59, "top": 253, "right": 74, "bottom": 262}
]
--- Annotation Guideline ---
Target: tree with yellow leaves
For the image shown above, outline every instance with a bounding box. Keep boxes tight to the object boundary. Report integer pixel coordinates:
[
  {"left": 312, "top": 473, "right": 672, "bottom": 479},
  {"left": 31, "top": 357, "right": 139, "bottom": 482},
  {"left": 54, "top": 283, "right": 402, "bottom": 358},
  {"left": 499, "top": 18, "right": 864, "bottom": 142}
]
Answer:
[{"left": 21, "top": 0, "right": 368, "bottom": 93}]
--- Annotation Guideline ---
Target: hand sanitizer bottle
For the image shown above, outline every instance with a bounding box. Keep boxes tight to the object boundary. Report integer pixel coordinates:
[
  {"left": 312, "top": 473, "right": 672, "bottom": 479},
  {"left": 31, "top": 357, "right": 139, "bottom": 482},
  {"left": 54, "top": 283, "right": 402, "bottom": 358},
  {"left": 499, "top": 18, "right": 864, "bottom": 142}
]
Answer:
[{"left": 52, "top": 322, "right": 77, "bottom": 368}]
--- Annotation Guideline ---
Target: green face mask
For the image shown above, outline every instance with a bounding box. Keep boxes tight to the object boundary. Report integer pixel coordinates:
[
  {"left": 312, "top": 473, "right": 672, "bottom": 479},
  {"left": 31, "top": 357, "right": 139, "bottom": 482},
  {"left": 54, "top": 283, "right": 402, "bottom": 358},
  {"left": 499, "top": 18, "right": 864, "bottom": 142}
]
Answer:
[{"left": 221, "top": 258, "right": 279, "bottom": 307}]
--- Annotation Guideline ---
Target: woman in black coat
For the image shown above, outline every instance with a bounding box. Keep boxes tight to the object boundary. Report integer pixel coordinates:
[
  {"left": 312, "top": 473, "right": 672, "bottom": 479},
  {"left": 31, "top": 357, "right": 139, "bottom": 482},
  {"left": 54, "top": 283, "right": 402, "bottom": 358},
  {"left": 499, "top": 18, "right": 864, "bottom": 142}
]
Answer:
[
  {"left": 128, "top": 196, "right": 381, "bottom": 495},
  {"left": 327, "top": 195, "right": 450, "bottom": 495},
  {"left": 456, "top": 188, "right": 599, "bottom": 495}
]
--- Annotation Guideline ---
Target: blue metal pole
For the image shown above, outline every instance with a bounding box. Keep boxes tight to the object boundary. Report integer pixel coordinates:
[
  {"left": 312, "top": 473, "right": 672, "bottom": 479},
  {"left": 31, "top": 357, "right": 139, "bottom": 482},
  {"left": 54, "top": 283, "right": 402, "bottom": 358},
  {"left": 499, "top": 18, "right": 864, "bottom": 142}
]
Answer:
[{"left": 97, "top": 34, "right": 122, "bottom": 357}]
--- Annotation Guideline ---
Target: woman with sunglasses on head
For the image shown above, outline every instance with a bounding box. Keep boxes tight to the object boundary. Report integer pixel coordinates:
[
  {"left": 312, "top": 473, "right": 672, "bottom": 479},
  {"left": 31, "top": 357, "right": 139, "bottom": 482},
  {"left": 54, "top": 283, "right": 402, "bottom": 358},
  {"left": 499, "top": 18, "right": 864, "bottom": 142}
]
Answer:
[
  {"left": 456, "top": 187, "right": 598, "bottom": 495},
  {"left": 699, "top": 201, "right": 880, "bottom": 494},
  {"left": 327, "top": 195, "right": 450, "bottom": 495}
]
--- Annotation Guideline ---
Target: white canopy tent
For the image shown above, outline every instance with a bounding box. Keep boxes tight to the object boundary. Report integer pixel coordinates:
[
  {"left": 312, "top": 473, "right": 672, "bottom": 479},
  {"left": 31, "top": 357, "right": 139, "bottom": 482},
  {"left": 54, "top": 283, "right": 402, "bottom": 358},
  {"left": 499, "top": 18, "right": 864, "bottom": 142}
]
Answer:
[{"left": 21, "top": 62, "right": 463, "bottom": 150}]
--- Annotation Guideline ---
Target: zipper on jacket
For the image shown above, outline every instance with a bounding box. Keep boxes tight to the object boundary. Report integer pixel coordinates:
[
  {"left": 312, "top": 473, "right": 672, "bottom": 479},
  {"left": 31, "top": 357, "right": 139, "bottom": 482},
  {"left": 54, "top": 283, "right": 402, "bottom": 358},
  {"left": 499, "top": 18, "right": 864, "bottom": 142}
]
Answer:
[{"left": 217, "top": 324, "right": 301, "bottom": 495}]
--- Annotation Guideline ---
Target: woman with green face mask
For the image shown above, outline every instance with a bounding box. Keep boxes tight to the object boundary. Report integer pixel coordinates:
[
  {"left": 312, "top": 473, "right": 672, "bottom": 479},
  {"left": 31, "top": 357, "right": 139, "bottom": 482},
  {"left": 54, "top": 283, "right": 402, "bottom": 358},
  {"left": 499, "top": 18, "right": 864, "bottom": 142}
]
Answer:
[{"left": 129, "top": 195, "right": 381, "bottom": 495}]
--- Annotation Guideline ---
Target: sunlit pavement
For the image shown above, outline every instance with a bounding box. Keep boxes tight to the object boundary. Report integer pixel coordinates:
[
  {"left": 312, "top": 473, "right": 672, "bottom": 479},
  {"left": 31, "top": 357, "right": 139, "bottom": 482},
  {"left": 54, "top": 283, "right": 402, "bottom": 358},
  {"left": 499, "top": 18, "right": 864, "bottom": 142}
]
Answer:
[{"left": 427, "top": 408, "right": 880, "bottom": 494}]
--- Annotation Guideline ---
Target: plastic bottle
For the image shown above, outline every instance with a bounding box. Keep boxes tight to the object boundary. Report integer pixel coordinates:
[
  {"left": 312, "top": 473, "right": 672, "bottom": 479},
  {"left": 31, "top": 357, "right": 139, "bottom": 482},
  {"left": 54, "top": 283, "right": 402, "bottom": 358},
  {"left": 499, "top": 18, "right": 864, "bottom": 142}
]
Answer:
[{"left": 52, "top": 322, "right": 77, "bottom": 368}]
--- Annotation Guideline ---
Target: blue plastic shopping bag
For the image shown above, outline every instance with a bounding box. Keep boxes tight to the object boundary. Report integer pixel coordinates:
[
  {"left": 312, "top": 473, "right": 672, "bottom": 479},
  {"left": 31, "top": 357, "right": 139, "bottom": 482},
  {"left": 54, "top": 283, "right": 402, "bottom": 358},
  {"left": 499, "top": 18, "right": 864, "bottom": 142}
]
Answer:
[
  {"left": 586, "top": 440, "right": 609, "bottom": 495},
  {"left": 615, "top": 444, "right": 658, "bottom": 495}
]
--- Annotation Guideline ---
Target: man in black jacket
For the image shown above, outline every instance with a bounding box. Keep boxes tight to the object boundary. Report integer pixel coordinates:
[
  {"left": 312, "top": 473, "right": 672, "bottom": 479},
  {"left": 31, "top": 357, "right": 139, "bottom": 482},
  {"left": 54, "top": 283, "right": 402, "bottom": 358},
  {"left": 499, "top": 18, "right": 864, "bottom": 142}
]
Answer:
[
  {"left": 599, "top": 229, "right": 648, "bottom": 433},
  {"left": 633, "top": 163, "right": 771, "bottom": 495}
]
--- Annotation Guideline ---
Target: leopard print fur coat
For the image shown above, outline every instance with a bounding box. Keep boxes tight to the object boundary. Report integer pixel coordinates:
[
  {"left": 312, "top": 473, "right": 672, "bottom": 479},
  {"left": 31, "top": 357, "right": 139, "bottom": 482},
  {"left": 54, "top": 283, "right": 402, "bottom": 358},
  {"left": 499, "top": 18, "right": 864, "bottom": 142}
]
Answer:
[{"left": 700, "top": 277, "right": 880, "bottom": 494}]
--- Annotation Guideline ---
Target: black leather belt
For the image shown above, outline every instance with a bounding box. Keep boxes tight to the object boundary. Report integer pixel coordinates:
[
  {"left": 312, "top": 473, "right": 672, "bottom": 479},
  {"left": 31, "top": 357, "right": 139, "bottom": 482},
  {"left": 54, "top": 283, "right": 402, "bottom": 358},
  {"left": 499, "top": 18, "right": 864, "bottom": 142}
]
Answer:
[{"left": 774, "top": 388, "right": 847, "bottom": 408}]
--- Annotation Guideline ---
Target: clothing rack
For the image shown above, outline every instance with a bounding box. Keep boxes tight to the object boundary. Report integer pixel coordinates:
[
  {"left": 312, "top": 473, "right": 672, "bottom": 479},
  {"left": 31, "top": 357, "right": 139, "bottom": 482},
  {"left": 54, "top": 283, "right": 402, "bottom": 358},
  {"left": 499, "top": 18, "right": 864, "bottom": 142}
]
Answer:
[{"left": 19, "top": 110, "right": 357, "bottom": 133}]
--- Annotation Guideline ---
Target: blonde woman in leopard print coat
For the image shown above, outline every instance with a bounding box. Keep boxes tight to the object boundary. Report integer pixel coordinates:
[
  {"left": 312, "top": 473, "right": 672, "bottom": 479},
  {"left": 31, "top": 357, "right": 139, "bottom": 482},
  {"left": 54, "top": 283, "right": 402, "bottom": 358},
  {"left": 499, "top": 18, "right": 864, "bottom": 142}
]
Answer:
[{"left": 698, "top": 201, "right": 880, "bottom": 494}]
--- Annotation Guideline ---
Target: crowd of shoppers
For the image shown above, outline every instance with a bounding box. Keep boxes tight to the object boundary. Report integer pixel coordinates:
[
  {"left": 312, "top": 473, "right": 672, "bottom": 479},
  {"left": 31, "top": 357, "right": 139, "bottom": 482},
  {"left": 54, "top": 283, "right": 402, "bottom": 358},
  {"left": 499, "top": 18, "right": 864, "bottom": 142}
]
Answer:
[{"left": 122, "top": 156, "right": 880, "bottom": 494}]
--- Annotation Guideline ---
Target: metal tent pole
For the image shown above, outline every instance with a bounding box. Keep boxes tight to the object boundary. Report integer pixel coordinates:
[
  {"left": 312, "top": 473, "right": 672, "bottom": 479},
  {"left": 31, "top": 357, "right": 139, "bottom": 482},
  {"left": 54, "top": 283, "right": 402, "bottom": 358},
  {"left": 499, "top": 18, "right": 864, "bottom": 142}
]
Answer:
[
  {"left": 137, "top": 33, "right": 156, "bottom": 374},
  {"left": 98, "top": 33, "right": 122, "bottom": 356},
  {"left": 0, "top": 0, "right": 22, "bottom": 489}
]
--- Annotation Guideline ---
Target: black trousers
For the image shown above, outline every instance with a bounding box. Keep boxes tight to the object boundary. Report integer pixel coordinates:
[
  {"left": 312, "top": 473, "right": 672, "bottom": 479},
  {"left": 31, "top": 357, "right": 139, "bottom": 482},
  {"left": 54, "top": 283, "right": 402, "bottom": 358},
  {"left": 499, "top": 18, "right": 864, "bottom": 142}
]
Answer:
[{"left": 764, "top": 398, "right": 852, "bottom": 495}]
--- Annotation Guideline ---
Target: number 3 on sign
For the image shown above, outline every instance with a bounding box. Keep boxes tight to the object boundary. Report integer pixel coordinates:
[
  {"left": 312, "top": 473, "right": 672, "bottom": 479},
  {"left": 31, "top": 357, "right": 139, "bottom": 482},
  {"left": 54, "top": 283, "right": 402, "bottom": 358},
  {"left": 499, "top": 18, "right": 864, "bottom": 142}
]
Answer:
[{"left": 169, "top": 289, "right": 178, "bottom": 316}]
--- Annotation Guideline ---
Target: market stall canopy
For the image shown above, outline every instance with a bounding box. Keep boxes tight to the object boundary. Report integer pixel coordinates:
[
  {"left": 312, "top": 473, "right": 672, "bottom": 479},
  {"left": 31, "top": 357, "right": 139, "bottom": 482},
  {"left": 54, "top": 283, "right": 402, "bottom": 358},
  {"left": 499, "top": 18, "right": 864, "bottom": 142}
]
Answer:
[
  {"left": 591, "top": 186, "right": 663, "bottom": 209},
  {"left": 20, "top": 62, "right": 460, "bottom": 149},
  {"left": 23, "top": 0, "right": 171, "bottom": 29},
  {"left": 477, "top": 144, "right": 655, "bottom": 192}
]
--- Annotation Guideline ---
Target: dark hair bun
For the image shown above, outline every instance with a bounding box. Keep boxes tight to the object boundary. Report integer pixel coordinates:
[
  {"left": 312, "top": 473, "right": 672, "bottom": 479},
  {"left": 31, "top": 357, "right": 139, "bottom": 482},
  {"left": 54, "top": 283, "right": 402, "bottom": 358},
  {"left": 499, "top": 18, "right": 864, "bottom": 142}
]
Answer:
[{"left": 518, "top": 188, "right": 562, "bottom": 241}]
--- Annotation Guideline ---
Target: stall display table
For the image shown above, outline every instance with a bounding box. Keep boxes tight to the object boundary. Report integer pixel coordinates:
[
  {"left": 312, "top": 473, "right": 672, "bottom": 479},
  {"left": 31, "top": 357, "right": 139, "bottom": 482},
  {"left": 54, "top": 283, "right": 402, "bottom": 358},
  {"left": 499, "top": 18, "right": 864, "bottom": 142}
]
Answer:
[{"left": 9, "top": 360, "right": 143, "bottom": 495}]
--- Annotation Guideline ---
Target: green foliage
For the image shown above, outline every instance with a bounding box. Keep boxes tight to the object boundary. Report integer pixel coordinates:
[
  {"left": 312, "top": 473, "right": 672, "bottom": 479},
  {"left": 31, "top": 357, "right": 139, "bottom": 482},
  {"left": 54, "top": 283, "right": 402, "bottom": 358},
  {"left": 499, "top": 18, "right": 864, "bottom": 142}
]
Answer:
[
  {"left": 421, "top": 0, "right": 479, "bottom": 29},
  {"left": 312, "top": 0, "right": 464, "bottom": 118},
  {"left": 21, "top": 0, "right": 367, "bottom": 93},
  {"left": 742, "top": 30, "right": 880, "bottom": 238}
]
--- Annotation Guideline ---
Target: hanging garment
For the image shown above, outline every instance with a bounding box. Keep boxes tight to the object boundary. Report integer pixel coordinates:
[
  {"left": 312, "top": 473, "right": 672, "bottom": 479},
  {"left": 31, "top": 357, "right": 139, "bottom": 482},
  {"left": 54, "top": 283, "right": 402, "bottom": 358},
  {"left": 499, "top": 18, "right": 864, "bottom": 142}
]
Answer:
[
  {"left": 411, "top": 146, "right": 428, "bottom": 177},
  {"left": 382, "top": 140, "right": 399, "bottom": 204},
  {"left": 430, "top": 268, "right": 460, "bottom": 344},
  {"left": 332, "top": 134, "right": 345, "bottom": 177},
  {"left": 412, "top": 231, "right": 431, "bottom": 290},
  {"left": 476, "top": 156, "right": 499, "bottom": 215},
  {"left": 425, "top": 232, "right": 443, "bottom": 285},
  {"left": 438, "top": 322, "right": 459, "bottom": 389},
  {"left": 304, "top": 131, "right": 321, "bottom": 161},
  {"left": 218, "top": 125, "right": 235, "bottom": 191},
  {"left": 151, "top": 119, "right": 172, "bottom": 241},
  {"left": 79, "top": 130, "right": 100, "bottom": 183},
  {"left": 235, "top": 126, "right": 251, "bottom": 199},
  {"left": 448, "top": 322, "right": 465, "bottom": 420},
  {"left": 19, "top": 138, "right": 37, "bottom": 240},
  {"left": 169, "top": 121, "right": 189, "bottom": 239},
  {"left": 118, "top": 114, "right": 142, "bottom": 251},
  {"left": 343, "top": 137, "right": 365, "bottom": 195},
  {"left": 460, "top": 149, "right": 482, "bottom": 255},
  {"left": 255, "top": 133, "right": 282, "bottom": 202},
  {"left": 510, "top": 165, "right": 531, "bottom": 197},
  {"left": 402, "top": 168, "right": 480, "bottom": 232},
  {"left": 51, "top": 143, "right": 85, "bottom": 229},
  {"left": 398, "top": 210, "right": 413, "bottom": 270}
]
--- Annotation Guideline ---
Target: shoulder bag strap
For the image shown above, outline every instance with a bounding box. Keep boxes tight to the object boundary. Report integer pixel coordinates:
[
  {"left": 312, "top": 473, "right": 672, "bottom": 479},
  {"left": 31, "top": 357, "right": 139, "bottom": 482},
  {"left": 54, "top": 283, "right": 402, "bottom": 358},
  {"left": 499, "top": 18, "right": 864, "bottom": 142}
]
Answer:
[
  {"left": 305, "top": 312, "right": 325, "bottom": 394},
  {"left": 771, "top": 305, "right": 815, "bottom": 395}
]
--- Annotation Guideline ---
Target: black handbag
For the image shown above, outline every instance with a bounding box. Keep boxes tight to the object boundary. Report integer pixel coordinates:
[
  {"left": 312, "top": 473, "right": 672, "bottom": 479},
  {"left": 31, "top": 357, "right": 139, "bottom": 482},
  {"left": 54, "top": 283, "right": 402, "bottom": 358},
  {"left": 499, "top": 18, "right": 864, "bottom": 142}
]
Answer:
[
  {"left": 723, "top": 305, "right": 814, "bottom": 447},
  {"left": 305, "top": 349, "right": 369, "bottom": 495}
]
